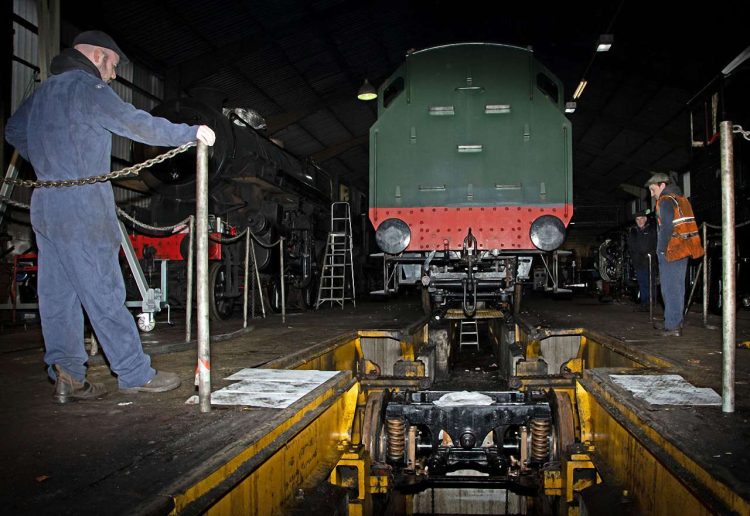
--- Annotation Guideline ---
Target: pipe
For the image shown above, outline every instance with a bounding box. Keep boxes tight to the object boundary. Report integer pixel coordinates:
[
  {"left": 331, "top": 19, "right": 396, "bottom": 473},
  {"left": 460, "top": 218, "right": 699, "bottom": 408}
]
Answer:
[
  {"left": 250, "top": 244, "right": 256, "bottom": 319},
  {"left": 185, "top": 215, "right": 194, "bottom": 343},
  {"left": 280, "top": 237, "right": 286, "bottom": 324},
  {"left": 702, "top": 223, "right": 708, "bottom": 327},
  {"left": 720, "top": 121, "right": 735, "bottom": 413},
  {"left": 243, "top": 230, "right": 250, "bottom": 328},
  {"left": 196, "top": 142, "right": 211, "bottom": 413},
  {"left": 251, "top": 241, "right": 266, "bottom": 318},
  {"left": 685, "top": 261, "right": 702, "bottom": 316},
  {"left": 647, "top": 253, "right": 653, "bottom": 323}
]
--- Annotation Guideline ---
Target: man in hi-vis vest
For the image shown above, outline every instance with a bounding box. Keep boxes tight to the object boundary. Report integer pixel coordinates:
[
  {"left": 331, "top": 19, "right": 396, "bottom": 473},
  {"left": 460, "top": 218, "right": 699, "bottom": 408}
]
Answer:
[{"left": 646, "top": 172, "right": 704, "bottom": 337}]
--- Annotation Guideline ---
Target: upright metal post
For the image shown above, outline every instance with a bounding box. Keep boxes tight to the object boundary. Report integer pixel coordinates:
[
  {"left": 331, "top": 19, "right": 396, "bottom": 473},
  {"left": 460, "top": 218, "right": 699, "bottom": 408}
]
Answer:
[
  {"left": 243, "top": 230, "right": 250, "bottom": 328},
  {"left": 250, "top": 244, "right": 256, "bottom": 319},
  {"left": 185, "top": 215, "right": 194, "bottom": 343},
  {"left": 702, "top": 224, "right": 708, "bottom": 327},
  {"left": 196, "top": 142, "right": 211, "bottom": 413},
  {"left": 280, "top": 237, "right": 286, "bottom": 324},
  {"left": 720, "top": 121, "right": 735, "bottom": 413},
  {"left": 647, "top": 253, "right": 653, "bottom": 323},
  {"left": 251, "top": 241, "right": 265, "bottom": 318},
  {"left": 685, "top": 262, "right": 702, "bottom": 316}
]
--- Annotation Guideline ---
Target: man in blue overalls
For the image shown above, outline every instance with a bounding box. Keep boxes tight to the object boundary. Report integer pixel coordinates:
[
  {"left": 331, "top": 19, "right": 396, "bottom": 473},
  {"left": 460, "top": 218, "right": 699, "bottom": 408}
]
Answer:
[{"left": 5, "top": 31, "right": 216, "bottom": 402}]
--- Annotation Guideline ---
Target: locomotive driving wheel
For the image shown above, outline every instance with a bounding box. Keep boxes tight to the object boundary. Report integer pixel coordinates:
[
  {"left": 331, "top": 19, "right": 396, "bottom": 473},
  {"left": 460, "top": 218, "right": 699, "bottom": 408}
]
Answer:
[{"left": 209, "top": 262, "right": 235, "bottom": 320}]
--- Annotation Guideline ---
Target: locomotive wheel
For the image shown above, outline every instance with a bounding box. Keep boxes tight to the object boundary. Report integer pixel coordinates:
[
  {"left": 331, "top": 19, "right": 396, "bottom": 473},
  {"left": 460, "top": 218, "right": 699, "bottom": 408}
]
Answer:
[
  {"left": 549, "top": 390, "right": 576, "bottom": 460},
  {"left": 209, "top": 262, "right": 235, "bottom": 320},
  {"left": 362, "top": 390, "right": 389, "bottom": 464}
]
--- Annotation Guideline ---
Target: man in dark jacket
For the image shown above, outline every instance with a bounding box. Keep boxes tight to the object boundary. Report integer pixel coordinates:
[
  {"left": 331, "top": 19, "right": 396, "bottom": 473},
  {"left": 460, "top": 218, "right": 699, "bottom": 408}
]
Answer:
[
  {"left": 5, "top": 31, "right": 216, "bottom": 402},
  {"left": 627, "top": 209, "right": 657, "bottom": 311}
]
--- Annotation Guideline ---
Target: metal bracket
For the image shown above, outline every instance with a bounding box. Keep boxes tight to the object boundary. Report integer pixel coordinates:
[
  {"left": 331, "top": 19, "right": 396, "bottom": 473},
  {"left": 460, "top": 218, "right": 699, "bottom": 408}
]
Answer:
[{"left": 119, "top": 221, "right": 164, "bottom": 316}]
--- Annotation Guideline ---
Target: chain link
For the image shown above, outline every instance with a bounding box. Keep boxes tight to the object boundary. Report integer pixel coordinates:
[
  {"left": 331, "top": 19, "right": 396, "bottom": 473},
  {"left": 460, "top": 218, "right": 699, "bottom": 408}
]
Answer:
[
  {"left": 116, "top": 207, "right": 191, "bottom": 234},
  {"left": 703, "top": 220, "right": 750, "bottom": 230},
  {"left": 1, "top": 141, "right": 196, "bottom": 189},
  {"left": 734, "top": 124, "right": 750, "bottom": 141}
]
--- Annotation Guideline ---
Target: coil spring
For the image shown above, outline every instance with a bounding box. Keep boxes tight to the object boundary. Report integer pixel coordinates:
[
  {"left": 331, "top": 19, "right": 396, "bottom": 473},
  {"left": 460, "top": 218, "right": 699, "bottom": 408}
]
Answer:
[
  {"left": 530, "top": 418, "right": 551, "bottom": 462},
  {"left": 386, "top": 418, "right": 406, "bottom": 462}
]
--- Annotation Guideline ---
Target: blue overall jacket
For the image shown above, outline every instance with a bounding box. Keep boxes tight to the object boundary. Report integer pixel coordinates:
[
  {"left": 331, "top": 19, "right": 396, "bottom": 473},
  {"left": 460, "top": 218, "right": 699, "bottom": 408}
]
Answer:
[{"left": 5, "top": 48, "right": 198, "bottom": 245}]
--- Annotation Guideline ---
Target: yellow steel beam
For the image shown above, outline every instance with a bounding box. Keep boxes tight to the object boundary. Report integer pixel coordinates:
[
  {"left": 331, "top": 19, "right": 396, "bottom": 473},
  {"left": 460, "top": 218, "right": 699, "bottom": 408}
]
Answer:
[
  {"left": 576, "top": 376, "right": 749, "bottom": 515},
  {"left": 329, "top": 445, "right": 373, "bottom": 516},
  {"left": 169, "top": 377, "right": 359, "bottom": 515}
]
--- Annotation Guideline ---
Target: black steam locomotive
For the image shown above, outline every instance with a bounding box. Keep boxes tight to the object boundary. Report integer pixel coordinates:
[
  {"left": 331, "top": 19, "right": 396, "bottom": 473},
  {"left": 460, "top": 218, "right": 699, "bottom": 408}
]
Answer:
[{"left": 130, "top": 91, "right": 335, "bottom": 319}]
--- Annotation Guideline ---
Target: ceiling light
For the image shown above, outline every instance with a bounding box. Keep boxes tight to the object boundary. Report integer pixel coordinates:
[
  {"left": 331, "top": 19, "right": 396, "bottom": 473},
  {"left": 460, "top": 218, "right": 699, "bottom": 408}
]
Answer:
[
  {"left": 722, "top": 45, "right": 750, "bottom": 76},
  {"left": 596, "top": 34, "right": 613, "bottom": 52},
  {"left": 565, "top": 101, "right": 576, "bottom": 113},
  {"left": 573, "top": 79, "right": 587, "bottom": 99},
  {"left": 357, "top": 79, "right": 377, "bottom": 101}
]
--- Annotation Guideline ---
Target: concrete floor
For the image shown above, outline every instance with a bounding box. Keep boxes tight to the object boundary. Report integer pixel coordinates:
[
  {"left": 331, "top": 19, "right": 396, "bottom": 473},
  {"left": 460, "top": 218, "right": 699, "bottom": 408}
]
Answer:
[
  {"left": 0, "top": 297, "right": 423, "bottom": 515},
  {"left": 1, "top": 289, "right": 749, "bottom": 513}
]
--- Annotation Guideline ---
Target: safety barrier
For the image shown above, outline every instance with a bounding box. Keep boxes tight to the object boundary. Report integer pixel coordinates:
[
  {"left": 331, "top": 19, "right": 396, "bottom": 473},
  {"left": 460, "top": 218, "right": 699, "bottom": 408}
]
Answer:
[{"left": 0, "top": 140, "right": 291, "bottom": 412}]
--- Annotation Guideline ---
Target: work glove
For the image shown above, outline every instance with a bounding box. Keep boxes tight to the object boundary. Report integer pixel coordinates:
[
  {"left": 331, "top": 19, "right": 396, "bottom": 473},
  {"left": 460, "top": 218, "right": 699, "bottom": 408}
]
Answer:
[{"left": 196, "top": 125, "right": 216, "bottom": 146}]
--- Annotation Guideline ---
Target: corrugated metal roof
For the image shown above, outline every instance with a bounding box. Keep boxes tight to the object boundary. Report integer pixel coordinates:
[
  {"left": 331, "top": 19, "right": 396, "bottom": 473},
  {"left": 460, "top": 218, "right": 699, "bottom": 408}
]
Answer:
[{"left": 13, "top": 0, "right": 748, "bottom": 210}]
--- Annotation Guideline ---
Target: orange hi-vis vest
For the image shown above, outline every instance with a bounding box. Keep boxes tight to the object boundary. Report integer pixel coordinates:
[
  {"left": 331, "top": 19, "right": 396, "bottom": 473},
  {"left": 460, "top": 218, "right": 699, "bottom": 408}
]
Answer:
[{"left": 657, "top": 193, "right": 704, "bottom": 261}]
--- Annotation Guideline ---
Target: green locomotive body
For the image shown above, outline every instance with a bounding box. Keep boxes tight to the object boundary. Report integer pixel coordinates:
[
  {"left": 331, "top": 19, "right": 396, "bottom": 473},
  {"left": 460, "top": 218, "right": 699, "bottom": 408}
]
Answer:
[{"left": 368, "top": 43, "right": 573, "bottom": 314}]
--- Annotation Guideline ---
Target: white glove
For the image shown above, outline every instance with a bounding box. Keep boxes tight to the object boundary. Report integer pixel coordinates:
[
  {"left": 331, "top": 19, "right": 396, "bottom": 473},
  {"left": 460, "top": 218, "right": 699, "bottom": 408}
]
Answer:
[{"left": 196, "top": 125, "right": 216, "bottom": 146}]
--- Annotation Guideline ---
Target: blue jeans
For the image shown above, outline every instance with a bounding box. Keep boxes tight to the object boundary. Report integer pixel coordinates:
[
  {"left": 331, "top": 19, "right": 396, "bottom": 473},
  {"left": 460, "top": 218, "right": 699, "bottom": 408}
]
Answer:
[
  {"left": 36, "top": 231, "right": 155, "bottom": 388},
  {"left": 635, "top": 266, "right": 651, "bottom": 306},
  {"left": 657, "top": 254, "right": 688, "bottom": 331}
]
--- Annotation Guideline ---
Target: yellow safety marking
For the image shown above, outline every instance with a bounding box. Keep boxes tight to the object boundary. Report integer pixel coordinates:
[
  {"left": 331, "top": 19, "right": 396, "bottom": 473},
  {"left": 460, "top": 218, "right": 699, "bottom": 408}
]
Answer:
[
  {"left": 170, "top": 379, "right": 359, "bottom": 514},
  {"left": 577, "top": 378, "right": 749, "bottom": 514}
]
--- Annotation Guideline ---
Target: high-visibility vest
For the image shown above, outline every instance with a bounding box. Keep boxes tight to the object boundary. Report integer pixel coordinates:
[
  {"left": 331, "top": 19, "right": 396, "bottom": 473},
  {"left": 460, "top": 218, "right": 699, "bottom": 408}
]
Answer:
[{"left": 657, "top": 193, "right": 704, "bottom": 261}]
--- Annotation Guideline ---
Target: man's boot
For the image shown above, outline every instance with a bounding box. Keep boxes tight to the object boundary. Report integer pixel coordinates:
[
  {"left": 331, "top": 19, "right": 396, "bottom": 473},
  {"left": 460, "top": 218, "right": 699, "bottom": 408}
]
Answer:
[
  {"left": 120, "top": 370, "right": 181, "bottom": 393},
  {"left": 53, "top": 365, "right": 108, "bottom": 403}
]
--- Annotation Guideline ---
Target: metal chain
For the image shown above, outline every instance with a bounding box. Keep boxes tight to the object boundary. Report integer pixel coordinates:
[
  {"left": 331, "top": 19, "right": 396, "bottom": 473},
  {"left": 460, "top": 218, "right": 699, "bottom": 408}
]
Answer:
[
  {"left": 734, "top": 125, "right": 750, "bottom": 141},
  {"left": 208, "top": 228, "right": 248, "bottom": 244},
  {"left": 208, "top": 227, "right": 284, "bottom": 247},
  {"left": 1, "top": 141, "right": 196, "bottom": 188},
  {"left": 703, "top": 220, "right": 750, "bottom": 230},
  {"left": 116, "top": 207, "right": 191, "bottom": 234}
]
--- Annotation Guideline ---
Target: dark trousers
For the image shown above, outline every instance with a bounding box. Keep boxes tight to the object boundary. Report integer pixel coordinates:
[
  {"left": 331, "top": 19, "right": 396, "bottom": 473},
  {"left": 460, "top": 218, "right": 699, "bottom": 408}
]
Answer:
[
  {"left": 657, "top": 254, "right": 688, "bottom": 331},
  {"left": 635, "top": 266, "right": 651, "bottom": 306},
  {"left": 35, "top": 231, "right": 155, "bottom": 388}
]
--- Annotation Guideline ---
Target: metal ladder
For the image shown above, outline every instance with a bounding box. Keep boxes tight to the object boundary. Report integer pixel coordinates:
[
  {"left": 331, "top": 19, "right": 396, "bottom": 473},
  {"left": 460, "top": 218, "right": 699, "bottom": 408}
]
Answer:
[
  {"left": 0, "top": 152, "right": 22, "bottom": 230},
  {"left": 315, "top": 202, "right": 356, "bottom": 309},
  {"left": 459, "top": 319, "right": 480, "bottom": 350}
]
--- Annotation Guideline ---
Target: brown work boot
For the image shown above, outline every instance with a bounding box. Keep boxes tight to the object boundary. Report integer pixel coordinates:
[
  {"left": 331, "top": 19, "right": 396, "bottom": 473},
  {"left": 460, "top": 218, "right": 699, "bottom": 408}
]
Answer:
[
  {"left": 53, "top": 365, "right": 108, "bottom": 404},
  {"left": 120, "top": 370, "right": 181, "bottom": 393}
]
